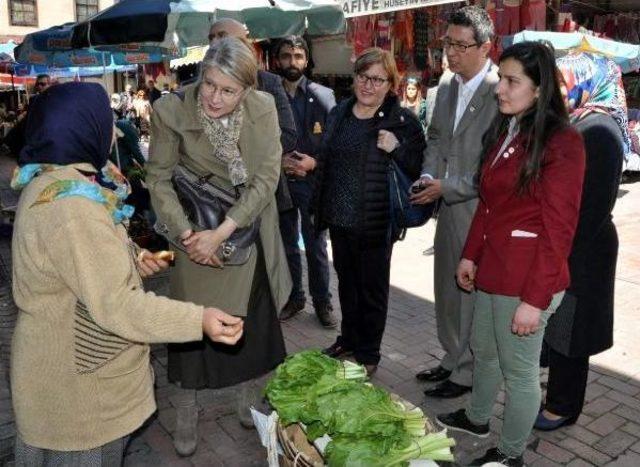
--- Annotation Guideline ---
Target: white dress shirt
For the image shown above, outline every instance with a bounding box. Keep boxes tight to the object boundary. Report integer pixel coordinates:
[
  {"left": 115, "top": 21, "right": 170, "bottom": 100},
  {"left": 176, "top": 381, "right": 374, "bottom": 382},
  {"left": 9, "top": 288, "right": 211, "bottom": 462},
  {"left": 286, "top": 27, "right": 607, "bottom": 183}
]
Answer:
[{"left": 453, "top": 59, "right": 492, "bottom": 132}]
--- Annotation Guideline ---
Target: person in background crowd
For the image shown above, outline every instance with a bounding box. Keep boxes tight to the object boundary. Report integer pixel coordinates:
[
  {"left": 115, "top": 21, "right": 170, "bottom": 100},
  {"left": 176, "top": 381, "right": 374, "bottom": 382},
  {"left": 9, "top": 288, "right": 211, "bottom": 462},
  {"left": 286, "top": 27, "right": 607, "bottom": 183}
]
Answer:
[
  {"left": 436, "top": 42, "right": 585, "bottom": 467},
  {"left": 207, "top": 18, "right": 298, "bottom": 213},
  {"left": 401, "top": 77, "right": 427, "bottom": 131},
  {"left": 411, "top": 6, "right": 499, "bottom": 399},
  {"left": 2, "top": 74, "right": 54, "bottom": 159},
  {"left": 146, "top": 79, "right": 162, "bottom": 105},
  {"left": 34, "top": 74, "right": 51, "bottom": 95},
  {"left": 161, "top": 83, "right": 171, "bottom": 95},
  {"left": 273, "top": 35, "right": 337, "bottom": 328},
  {"left": 146, "top": 38, "right": 291, "bottom": 456},
  {"left": 133, "top": 89, "right": 152, "bottom": 140},
  {"left": 10, "top": 82, "right": 243, "bottom": 466},
  {"left": 535, "top": 52, "right": 625, "bottom": 431},
  {"left": 316, "top": 48, "right": 425, "bottom": 376}
]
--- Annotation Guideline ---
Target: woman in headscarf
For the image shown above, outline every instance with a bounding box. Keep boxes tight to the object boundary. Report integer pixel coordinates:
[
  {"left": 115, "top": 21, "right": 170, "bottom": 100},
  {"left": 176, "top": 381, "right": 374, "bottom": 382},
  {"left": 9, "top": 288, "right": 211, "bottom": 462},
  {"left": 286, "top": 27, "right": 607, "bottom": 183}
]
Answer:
[
  {"left": 10, "top": 82, "right": 243, "bottom": 466},
  {"left": 535, "top": 52, "right": 625, "bottom": 431},
  {"left": 146, "top": 37, "right": 291, "bottom": 456}
]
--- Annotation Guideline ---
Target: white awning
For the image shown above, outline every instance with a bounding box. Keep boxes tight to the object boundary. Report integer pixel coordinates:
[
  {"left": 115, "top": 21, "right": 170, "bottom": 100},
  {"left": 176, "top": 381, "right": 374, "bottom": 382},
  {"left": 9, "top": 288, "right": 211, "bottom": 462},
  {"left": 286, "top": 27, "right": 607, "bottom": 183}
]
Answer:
[
  {"left": 170, "top": 46, "right": 208, "bottom": 69},
  {"left": 342, "top": 0, "right": 463, "bottom": 18}
]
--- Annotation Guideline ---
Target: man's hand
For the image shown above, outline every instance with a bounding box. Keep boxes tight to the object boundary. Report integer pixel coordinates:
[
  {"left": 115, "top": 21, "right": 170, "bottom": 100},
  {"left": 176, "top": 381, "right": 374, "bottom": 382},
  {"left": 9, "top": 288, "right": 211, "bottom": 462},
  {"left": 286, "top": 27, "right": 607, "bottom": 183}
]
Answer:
[
  {"left": 410, "top": 178, "right": 443, "bottom": 204},
  {"left": 202, "top": 308, "right": 244, "bottom": 345},
  {"left": 377, "top": 130, "right": 399, "bottom": 154},
  {"left": 283, "top": 151, "right": 316, "bottom": 178},
  {"left": 456, "top": 258, "right": 477, "bottom": 292},
  {"left": 136, "top": 249, "right": 170, "bottom": 278},
  {"left": 512, "top": 302, "right": 543, "bottom": 336}
]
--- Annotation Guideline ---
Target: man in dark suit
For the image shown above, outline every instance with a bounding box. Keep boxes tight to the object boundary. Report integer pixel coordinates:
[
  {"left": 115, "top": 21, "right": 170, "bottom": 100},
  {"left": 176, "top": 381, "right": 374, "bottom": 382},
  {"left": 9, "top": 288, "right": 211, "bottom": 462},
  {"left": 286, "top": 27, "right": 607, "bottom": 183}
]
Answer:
[{"left": 274, "top": 36, "right": 337, "bottom": 328}]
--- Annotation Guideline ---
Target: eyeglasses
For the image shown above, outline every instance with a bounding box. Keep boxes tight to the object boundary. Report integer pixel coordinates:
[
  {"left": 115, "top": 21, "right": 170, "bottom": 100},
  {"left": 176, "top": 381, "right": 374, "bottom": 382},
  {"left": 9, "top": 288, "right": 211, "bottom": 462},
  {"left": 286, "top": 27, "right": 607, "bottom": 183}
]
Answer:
[
  {"left": 355, "top": 73, "right": 389, "bottom": 88},
  {"left": 442, "top": 38, "right": 480, "bottom": 53},
  {"left": 207, "top": 31, "right": 227, "bottom": 43},
  {"left": 200, "top": 81, "right": 244, "bottom": 101}
]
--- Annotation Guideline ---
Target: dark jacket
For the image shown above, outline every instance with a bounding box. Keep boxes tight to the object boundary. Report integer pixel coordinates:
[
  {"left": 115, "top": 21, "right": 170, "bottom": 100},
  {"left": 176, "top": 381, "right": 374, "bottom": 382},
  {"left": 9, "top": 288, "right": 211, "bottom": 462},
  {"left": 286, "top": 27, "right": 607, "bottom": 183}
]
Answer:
[
  {"left": 313, "top": 95, "right": 425, "bottom": 243},
  {"left": 258, "top": 70, "right": 297, "bottom": 153},
  {"left": 544, "top": 112, "right": 623, "bottom": 357},
  {"left": 111, "top": 118, "right": 145, "bottom": 173},
  {"left": 288, "top": 76, "right": 336, "bottom": 160}
]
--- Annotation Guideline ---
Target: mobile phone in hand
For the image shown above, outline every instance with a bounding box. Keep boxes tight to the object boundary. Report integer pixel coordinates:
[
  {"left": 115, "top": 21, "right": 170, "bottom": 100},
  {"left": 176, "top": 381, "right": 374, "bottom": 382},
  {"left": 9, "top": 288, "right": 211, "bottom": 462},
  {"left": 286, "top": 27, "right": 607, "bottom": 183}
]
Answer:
[{"left": 411, "top": 183, "right": 425, "bottom": 194}]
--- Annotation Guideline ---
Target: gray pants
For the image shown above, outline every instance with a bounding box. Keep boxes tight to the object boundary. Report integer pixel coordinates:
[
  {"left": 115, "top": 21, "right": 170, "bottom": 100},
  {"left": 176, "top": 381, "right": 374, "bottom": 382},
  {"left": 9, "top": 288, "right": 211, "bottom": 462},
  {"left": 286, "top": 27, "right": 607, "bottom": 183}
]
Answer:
[
  {"left": 15, "top": 435, "right": 128, "bottom": 467},
  {"left": 466, "top": 291, "right": 563, "bottom": 456},
  {"left": 433, "top": 206, "right": 475, "bottom": 387}
]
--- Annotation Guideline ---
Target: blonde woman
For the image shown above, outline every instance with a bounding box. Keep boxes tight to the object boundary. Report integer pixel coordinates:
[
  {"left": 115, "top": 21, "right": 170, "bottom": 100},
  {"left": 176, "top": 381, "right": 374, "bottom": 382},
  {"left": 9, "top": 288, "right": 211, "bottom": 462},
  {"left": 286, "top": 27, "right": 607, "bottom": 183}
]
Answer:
[{"left": 146, "top": 37, "right": 291, "bottom": 456}]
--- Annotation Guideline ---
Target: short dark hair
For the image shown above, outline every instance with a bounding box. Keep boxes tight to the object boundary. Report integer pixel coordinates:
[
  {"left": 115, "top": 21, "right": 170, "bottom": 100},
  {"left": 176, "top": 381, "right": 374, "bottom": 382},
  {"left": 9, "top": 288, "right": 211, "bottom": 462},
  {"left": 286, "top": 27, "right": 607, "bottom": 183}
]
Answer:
[
  {"left": 35, "top": 74, "right": 50, "bottom": 82},
  {"left": 448, "top": 6, "right": 494, "bottom": 44},
  {"left": 274, "top": 36, "right": 309, "bottom": 59}
]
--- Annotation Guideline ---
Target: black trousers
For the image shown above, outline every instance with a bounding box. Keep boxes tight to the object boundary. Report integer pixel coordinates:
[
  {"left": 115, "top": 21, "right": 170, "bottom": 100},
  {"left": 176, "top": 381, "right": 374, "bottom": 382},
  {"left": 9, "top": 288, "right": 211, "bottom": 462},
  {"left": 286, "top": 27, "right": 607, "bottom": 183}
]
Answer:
[
  {"left": 330, "top": 227, "right": 392, "bottom": 365},
  {"left": 545, "top": 346, "right": 590, "bottom": 418}
]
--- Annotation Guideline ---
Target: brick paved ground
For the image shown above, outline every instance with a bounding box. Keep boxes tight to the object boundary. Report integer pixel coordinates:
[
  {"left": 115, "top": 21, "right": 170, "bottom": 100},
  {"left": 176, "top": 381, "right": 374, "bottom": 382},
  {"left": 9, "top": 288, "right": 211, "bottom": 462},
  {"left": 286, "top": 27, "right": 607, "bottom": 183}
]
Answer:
[{"left": 1, "top": 154, "right": 640, "bottom": 466}]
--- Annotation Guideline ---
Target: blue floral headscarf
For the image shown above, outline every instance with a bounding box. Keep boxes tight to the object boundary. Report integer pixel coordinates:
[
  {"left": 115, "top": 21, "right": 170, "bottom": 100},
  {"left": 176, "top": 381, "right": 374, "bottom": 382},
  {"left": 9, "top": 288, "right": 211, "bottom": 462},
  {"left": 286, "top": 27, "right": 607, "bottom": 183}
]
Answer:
[
  {"left": 11, "top": 82, "right": 133, "bottom": 224},
  {"left": 557, "top": 52, "right": 632, "bottom": 160}
]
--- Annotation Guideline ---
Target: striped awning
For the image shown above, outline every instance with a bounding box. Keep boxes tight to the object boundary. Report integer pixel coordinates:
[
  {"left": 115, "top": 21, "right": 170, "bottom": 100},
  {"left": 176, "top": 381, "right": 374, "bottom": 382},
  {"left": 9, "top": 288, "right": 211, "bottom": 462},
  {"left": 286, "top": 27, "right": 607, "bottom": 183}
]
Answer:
[{"left": 170, "top": 46, "right": 208, "bottom": 69}]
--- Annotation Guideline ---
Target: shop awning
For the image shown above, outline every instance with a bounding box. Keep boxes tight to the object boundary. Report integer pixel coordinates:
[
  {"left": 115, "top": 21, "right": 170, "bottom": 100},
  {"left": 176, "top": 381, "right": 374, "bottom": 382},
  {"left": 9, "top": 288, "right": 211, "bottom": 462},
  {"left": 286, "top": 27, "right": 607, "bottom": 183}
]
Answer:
[
  {"left": 170, "top": 46, "right": 208, "bottom": 69},
  {"left": 342, "top": 0, "right": 463, "bottom": 18}
]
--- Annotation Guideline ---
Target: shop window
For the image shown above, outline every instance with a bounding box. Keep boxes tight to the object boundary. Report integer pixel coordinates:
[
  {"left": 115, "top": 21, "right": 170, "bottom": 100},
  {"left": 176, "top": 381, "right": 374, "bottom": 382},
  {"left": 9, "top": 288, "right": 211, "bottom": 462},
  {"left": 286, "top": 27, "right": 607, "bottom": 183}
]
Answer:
[
  {"left": 8, "top": 0, "right": 38, "bottom": 27},
  {"left": 76, "top": 0, "right": 99, "bottom": 22}
]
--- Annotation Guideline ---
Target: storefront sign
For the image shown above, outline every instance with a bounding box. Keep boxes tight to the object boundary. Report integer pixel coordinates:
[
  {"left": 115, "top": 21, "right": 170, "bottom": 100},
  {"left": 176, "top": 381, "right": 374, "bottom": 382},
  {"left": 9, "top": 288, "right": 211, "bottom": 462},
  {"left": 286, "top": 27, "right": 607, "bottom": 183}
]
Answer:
[{"left": 342, "top": 0, "right": 462, "bottom": 18}]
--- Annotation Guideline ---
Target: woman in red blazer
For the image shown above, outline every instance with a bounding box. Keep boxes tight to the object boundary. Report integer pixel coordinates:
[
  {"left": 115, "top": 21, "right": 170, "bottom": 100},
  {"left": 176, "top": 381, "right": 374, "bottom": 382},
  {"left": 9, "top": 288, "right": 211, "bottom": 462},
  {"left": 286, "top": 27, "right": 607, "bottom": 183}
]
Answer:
[{"left": 436, "top": 42, "right": 586, "bottom": 467}]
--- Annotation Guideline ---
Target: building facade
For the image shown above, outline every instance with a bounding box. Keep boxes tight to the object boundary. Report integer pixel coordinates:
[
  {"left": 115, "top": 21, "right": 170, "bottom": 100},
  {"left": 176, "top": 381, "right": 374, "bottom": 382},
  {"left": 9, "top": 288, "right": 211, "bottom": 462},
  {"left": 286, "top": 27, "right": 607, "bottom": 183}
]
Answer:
[{"left": 1, "top": 0, "right": 117, "bottom": 43}]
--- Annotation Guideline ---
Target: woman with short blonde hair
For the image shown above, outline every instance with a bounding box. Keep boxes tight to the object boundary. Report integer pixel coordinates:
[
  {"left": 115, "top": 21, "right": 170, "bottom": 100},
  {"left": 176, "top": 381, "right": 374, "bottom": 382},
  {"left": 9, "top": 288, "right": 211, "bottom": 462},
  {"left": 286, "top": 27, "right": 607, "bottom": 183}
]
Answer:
[{"left": 146, "top": 36, "right": 290, "bottom": 456}]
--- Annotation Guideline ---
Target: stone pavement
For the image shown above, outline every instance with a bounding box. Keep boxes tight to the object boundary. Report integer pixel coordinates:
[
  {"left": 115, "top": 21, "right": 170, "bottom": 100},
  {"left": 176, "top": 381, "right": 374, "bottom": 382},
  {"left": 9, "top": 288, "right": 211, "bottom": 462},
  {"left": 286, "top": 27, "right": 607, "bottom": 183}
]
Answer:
[{"left": 1, "top": 152, "right": 640, "bottom": 466}]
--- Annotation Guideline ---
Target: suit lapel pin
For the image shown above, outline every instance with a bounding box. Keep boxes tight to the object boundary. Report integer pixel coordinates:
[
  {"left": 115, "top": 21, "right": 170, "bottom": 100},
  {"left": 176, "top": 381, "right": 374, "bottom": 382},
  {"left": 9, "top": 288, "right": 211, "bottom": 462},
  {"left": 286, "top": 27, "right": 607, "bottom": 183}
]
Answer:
[
  {"left": 508, "top": 147, "right": 515, "bottom": 154},
  {"left": 400, "top": 116, "right": 405, "bottom": 122},
  {"left": 469, "top": 105, "right": 476, "bottom": 113},
  {"left": 313, "top": 122, "right": 322, "bottom": 134},
  {"left": 378, "top": 111, "right": 384, "bottom": 117},
  {"left": 309, "top": 97, "right": 314, "bottom": 103}
]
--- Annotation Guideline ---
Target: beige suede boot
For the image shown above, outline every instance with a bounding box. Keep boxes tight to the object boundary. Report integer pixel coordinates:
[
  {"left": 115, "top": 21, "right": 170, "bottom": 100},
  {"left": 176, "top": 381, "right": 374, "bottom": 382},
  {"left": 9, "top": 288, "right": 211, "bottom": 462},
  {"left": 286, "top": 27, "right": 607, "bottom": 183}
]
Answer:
[{"left": 171, "top": 390, "right": 198, "bottom": 457}]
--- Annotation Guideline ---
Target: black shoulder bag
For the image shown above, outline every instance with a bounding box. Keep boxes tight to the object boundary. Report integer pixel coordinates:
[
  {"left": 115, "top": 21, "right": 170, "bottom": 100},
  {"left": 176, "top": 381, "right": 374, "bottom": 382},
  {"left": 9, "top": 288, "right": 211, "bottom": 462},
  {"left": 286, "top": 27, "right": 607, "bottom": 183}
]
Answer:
[{"left": 155, "top": 164, "right": 261, "bottom": 265}]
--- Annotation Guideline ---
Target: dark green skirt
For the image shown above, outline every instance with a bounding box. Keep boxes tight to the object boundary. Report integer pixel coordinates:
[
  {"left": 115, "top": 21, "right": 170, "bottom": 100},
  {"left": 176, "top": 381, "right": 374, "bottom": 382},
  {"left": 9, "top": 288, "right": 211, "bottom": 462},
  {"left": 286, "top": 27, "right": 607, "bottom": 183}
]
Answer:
[{"left": 167, "top": 244, "right": 286, "bottom": 389}]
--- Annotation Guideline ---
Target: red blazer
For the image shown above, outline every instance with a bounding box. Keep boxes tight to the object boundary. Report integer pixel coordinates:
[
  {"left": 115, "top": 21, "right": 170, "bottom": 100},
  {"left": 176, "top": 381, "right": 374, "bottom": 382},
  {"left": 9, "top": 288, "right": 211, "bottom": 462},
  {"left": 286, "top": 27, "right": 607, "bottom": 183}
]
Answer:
[{"left": 462, "top": 126, "right": 585, "bottom": 310}]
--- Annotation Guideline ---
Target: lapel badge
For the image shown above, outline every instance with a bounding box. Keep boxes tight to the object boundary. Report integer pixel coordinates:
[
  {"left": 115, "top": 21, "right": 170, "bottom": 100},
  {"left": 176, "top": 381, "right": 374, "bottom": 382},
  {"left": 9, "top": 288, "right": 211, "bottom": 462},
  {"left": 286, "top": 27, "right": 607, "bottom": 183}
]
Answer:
[
  {"left": 400, "top": 115, "right": 405, "bottom": 122},
  {"left": 309, "top": 97, "right": 314, "bottom": 103},
  {"left": 470, "top": 105, "right": 476, "bottom": 113},
  {"left": 313, "top": 121, "right": 322, "bottom": 134},
  {"left": 508, "top": 147, "right": 515, "bottom": 154},
  {"left": 378, "top": 111, "right": 384, "bottom": 117},
  {"left": 503, "top": 151, "right": 509, "bottom": 159}
]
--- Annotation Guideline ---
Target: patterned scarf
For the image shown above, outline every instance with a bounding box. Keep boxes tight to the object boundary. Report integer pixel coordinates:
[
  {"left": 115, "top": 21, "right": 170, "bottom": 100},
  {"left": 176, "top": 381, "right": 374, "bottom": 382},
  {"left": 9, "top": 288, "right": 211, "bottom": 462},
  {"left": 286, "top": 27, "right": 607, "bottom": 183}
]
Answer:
[
  {"left": 557, "top": 52, "right": 632, "bottom": 159},
  {"left": 11, "top": 161, "right": 134, "bottom": 225},
  {"left": 197, "top": 98, "right": 247, "bottom": 187}
]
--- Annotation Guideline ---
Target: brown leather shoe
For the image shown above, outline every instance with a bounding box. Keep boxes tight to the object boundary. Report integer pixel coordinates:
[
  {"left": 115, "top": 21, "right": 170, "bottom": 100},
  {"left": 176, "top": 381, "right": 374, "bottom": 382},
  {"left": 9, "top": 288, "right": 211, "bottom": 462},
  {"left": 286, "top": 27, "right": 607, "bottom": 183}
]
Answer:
[
  {"left": 322, "top": 340, "right": 353, "bottom": 359},
  {"left": 364, "top": 364, "right": 378, "bottom": 377},
  {"left": 279, "top": 299, "right": 305, "bottom": 321},
  {"left": 315, "top": 302, "right": 337, "bottom": 328}
]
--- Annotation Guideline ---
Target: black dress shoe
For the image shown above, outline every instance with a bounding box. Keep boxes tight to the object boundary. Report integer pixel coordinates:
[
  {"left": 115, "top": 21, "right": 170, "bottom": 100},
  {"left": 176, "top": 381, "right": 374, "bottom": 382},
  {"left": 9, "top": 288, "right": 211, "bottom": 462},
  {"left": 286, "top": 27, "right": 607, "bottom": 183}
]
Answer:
[
  {"left": 322, "top": 340, "right": 353, "bottom": 359},
  {"left": 415, "top": 365, "right": 452, "bottom": 382},
  {"left": 279, "top": 299, "right": 305, "bottom": 321},
  {"left": 424, "top": 380, "right": 471, "bottom": 399}
]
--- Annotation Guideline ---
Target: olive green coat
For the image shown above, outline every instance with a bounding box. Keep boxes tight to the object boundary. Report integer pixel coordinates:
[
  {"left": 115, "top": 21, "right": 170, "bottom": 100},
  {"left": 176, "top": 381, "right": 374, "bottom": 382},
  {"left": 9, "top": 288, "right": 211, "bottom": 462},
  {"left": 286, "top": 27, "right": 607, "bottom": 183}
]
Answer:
[{"left": 146, "top": 84, "right": 291, "bottom": 317}]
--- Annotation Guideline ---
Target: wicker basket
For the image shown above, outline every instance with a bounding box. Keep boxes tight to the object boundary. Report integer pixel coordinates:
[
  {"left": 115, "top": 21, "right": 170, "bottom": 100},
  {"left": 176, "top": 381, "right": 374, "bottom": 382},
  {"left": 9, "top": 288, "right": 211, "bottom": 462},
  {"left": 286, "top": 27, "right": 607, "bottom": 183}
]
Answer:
[{"left": 276, "top": 394, "right": 435, "bottom": 466}]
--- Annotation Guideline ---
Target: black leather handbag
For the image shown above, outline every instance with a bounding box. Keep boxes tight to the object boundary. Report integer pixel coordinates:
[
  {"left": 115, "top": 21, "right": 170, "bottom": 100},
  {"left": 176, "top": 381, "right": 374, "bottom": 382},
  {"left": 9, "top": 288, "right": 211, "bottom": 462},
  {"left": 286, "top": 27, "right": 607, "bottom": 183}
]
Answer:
[{"left": 155, "top": 164, "right": 260, "bottom": 266}]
